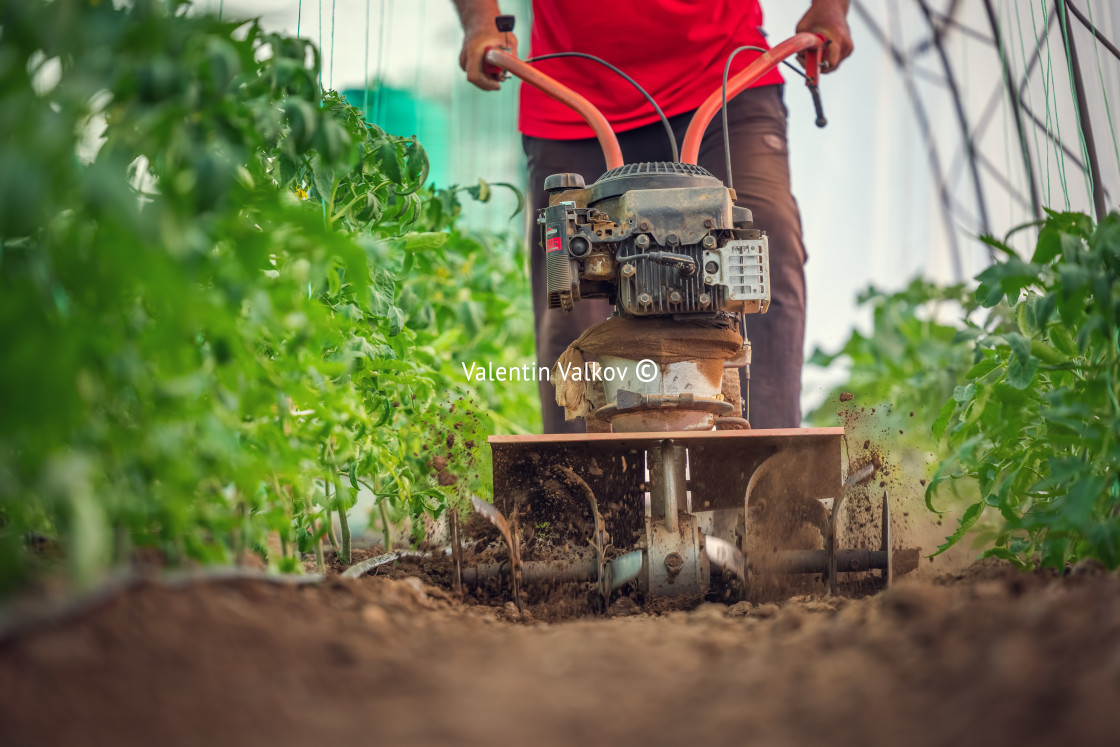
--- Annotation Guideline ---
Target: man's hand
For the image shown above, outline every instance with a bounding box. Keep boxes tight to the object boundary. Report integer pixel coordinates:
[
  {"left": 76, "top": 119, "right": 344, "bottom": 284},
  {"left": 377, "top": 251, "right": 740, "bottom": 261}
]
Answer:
[
  {"left": 796, "top": 0, "right": 853, "bottom": 74},
  {"left": 453, "top": 0, "right": 517, "bottom": 91}
]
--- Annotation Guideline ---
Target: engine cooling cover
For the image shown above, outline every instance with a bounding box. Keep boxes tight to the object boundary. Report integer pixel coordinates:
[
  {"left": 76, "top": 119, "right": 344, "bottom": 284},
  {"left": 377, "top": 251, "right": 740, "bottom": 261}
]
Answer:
[{"left": 539, "top": 162, "right": 770, "bottom": 318}]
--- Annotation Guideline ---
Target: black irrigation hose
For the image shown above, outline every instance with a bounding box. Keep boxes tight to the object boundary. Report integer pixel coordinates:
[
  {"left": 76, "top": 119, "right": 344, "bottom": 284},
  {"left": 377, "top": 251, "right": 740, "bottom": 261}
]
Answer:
[{"left": 527, "top": 52, "right": 679, "bottom": 162}]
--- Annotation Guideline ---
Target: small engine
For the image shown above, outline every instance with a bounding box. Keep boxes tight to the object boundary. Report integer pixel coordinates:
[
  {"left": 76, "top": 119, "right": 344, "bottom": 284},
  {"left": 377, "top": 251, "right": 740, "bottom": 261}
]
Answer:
[{"left": 539, "top": 162, "right": 770, "bottom": 317}]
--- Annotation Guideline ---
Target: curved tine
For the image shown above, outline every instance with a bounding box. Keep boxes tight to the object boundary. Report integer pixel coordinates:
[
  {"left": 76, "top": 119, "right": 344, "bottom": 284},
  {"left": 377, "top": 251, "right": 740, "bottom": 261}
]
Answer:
[
  {"left": 554, "top": 466, "right": 610, "bottom": 606},
  {"left": 340, "top": 550, "right": 433, "bottom": 580},
  {"left": 471, "top": 497, "right": 513, "bottom": 550},
  {"left": 827, "top": 462, "right": 877, "bottom": 594},
  {"left": 704, "top": 535, "right": 746, "bottom": 583},
  {"left": 554, "top": 466, "right": 608, "bottom": 550},
  {"left": 555, "top": 466, "right": 600, "bottom": 529},
  {"left": 831, "top": 462, "right": 877, "bottom": 537},
  {"left": 742, "top": 452, "right": 783, "bottom": 545},
  {"left": 471, "top": 496, "right": 522, "bottom": 610}
]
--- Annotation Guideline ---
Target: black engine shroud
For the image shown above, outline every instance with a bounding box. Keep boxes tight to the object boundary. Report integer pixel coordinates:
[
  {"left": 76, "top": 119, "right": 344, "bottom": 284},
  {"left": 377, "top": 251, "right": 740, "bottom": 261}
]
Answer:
[{"left": 539, "top": 162, "right": 770, "bottom": 318}]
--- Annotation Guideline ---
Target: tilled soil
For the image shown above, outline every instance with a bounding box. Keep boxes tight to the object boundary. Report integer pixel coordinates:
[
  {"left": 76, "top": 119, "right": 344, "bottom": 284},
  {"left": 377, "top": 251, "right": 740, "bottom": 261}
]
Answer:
[{"left": 1, "top": 559, "right": 1119, "bottom": 747}]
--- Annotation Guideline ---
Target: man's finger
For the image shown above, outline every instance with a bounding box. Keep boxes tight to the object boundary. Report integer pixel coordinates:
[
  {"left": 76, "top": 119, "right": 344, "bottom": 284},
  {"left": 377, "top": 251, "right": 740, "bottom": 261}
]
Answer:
[
  {"left": 468, "top": 61, "right": 502, "bottom": 91},
  {"left": 823, "top": 41, "right": 842, "bottom": 73}
]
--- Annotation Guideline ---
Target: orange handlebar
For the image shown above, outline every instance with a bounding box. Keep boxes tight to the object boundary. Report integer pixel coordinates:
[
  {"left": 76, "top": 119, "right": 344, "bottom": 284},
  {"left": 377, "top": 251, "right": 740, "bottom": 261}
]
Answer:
[
  {"left": 482, "top": 48, "right": 625, "bottom": 171},
  {"left": 680, "top": 33, "right": 825, "bottom": 164}
]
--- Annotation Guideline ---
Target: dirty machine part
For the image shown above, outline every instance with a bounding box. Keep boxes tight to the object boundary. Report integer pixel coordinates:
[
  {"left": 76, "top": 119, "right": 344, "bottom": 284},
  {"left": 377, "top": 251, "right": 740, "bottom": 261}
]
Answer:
[
  {"left": 540, "top": 162, "right": 769, "bottom": 317},
  {"left": 444, "top": 22, "right": 917, "bottom": 610}
]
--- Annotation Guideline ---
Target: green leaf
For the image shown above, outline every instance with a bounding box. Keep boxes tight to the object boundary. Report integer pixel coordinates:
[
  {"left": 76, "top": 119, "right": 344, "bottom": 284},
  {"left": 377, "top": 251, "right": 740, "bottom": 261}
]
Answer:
[
  {"left": 965, "top": 357, "right": 999, "bottom": 380},
  {"left": 401, "top": 232, "right": 450, "bottom": 252},
  {"left": 375, "top": 140, "right": 402, "bottom": 183},
  {"left": 1032, "top": 225, "right": 1061, "bottom": 264},
  {"left": 931, "top": 397, "right": 957, "bottom": 441},
  {"left": 406, "top": 139, "right": 429, "bottom": 183},
  {"left": 387, "top": 306, "right": 404, "bottom": 337},
  {"left": 1005, "top": 333, "right": 1039, "bottom": 389},
  {"left": 929, "top": 502, "right": 984, "bottom": 557},
  {"left": 979, "top": 234, "right": 1018, "bottom": 258},
  {"left": 1048, "top": 323, "right": 1078, "bottom": 356},
  {"left": 980, "top": 546, "right": 1031, "bottom": 569}
]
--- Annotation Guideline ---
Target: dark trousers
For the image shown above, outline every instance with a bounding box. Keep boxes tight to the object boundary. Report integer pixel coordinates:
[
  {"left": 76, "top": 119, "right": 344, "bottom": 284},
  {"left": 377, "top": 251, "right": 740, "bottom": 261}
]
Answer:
[{"left": 524, "top": 84, "right": 806, "bottom": 433}]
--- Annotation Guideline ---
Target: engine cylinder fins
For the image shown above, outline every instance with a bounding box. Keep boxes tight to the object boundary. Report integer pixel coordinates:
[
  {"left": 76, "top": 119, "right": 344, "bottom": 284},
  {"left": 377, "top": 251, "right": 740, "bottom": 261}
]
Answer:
[{"left": 597, "top": 161, "right": 717, "bottom": 180}]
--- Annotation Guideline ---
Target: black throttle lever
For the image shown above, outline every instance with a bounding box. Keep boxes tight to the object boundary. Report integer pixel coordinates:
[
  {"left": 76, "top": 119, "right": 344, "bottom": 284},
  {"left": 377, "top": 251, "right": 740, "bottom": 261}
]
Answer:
[{"left": 808, "top": 83, "right": 827, "bottom": 128}]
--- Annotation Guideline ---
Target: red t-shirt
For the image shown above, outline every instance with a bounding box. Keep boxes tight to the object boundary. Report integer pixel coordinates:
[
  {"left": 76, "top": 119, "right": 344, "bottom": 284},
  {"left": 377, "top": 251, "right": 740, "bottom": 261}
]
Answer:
[{"left": 519, "top": 0, "right": 783, "bottom": 139}]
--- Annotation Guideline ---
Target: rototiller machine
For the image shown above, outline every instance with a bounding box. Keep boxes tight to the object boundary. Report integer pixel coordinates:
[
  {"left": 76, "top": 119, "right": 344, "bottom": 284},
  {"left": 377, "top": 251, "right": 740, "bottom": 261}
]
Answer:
[{"left": 353, "top": 18, "right": 916, "bottom": 608}]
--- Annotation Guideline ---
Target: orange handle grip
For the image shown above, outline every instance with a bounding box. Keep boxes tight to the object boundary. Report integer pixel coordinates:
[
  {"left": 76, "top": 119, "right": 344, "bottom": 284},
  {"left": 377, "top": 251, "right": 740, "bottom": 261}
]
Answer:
[
  {"left": 680, "top": 33, "right": 826, "bottom": 164},
  {"left": 483, "top": 47, "right": 625, "bottom": 171}
]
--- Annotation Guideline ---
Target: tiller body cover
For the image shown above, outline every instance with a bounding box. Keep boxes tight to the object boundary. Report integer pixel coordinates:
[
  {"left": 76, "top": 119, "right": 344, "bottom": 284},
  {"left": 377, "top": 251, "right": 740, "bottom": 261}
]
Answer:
[{"left": 451, "top": 30, "right": 913, "bottom": 609}]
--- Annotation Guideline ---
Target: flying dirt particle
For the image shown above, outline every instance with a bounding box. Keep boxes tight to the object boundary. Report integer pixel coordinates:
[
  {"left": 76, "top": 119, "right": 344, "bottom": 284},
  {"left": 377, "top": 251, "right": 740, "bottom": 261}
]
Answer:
[
  {"left": 839, "top": 392, "right": 854, "bottom": 402},
  {"left": 879, "top": 481, "right": 886, "bottom": 487},
  {"left": 909, "top": 411, "right": 914, "bottom": 417},
  {"left": 431, "top": 456, "right": 449, "bottom": 471},
  {"left": 903, "top": 512, "right": 910, "bottom": 517},
  {"left": 871, "top": 407, "right": 876, "bottom": 414},
  {"left": 392, "top": 401, "right": 400, "bottom": 408},
  {"left": 446, "top": 434, "right": 455, "bottom": 449},
  {"left": 863, "top": 440, "right": 870, "bottom": 450},
  {"left": 437, "top": 469, "right": 458, "bottom": 486},
  {"left": 919, "top": 479, "right": 927, "bottom": 486},
  {"left": 899, "top": 430, "right": 904, "bottom": 435},
  {"left": 465, "top": 440, "right": 475, "bottom": 449}
]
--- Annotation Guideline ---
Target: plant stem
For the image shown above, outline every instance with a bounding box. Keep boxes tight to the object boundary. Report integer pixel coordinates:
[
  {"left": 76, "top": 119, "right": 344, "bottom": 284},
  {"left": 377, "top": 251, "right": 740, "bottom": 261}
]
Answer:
[
  {"left": 379, "top": 498, "right": 393, "bottom": 552},
  {"left": 334, "top": 471, "right": 351, "bottom": 565},
  {"left": 356, "top": 476, "right": 395, "bottom": 552},
  {"left": 314, "top": 519, "right": 325, "bottom": 573}
]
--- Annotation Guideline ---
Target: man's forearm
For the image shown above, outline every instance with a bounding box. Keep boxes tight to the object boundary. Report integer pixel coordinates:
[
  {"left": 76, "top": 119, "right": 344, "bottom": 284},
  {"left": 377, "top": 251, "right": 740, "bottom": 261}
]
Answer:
[{"left": 452, "top": 0, "right": 502, "bottom": 33}]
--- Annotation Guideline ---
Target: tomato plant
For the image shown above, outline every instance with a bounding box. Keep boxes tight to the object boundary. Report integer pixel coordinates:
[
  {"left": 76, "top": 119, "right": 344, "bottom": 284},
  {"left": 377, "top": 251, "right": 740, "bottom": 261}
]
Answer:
[
  {"left": 930, "top": 211, "right": 1120, "bottom": 569},
  {"left": 0, "top": 0, "right": 534, "bottom": 593}
]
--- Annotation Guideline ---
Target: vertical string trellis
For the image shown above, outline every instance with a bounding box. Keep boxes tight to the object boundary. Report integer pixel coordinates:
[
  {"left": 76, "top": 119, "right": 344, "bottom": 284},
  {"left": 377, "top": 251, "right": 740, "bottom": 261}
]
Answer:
[
  {"left": 363, "top": 0, "right": 371, "bottom": 118},
  {"left": 374, "top": 0, "right": 391, "bottom": 125},
  {"left": 1032, "top": 0, "right": 1072, "bottom": 210},
  {"left": 329, "top": 0, "right": 337, "bottom": 91},
  {"left": 1012, "top": 2, "right": 1050, "bottom": 214}
]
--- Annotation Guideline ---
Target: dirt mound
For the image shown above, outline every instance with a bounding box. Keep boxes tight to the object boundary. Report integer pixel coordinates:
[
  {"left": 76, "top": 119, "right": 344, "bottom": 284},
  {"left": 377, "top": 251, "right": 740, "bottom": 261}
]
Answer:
[{"left": 2, "top": 561, "right": 1119, "bottom": 746}]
